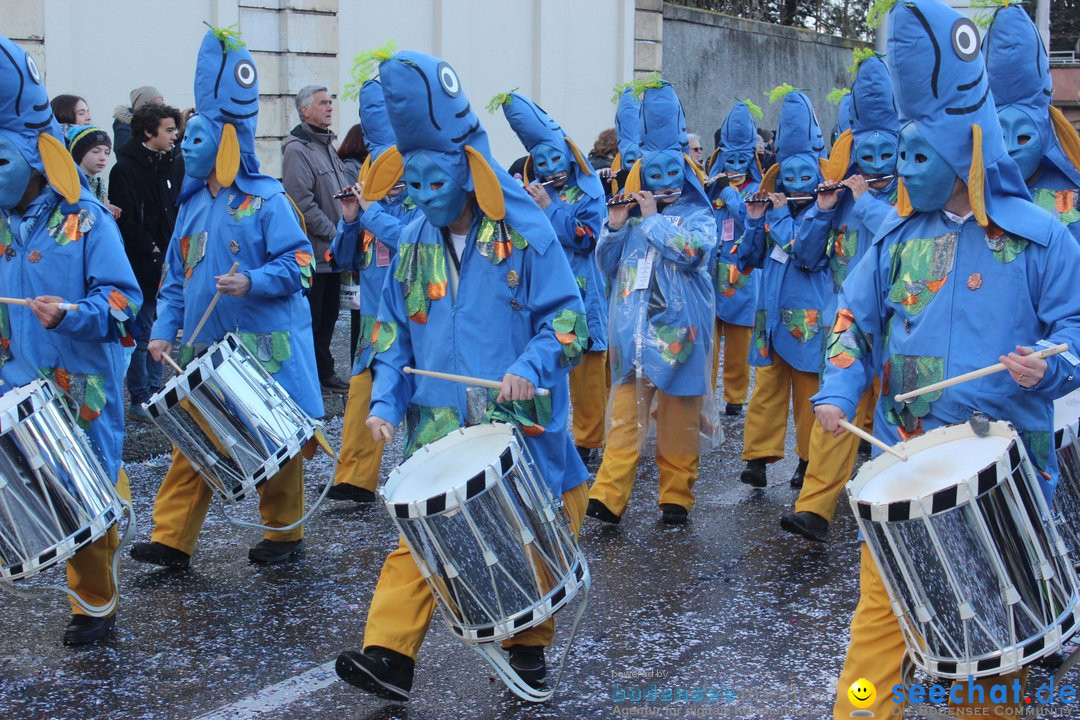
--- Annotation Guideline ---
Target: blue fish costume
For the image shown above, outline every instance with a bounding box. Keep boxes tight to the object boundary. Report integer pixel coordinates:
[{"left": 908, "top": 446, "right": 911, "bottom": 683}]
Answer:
[
  {"left": 612, "top": 87, "right": 643, "bottom": 173},
  {"left": 984, "top": 3, "right": 1080, "bottom": 242},
  {"left": 0, "top": 34, "right": 140, "bottom": 628},
  {"left": 327, "top": 75, "right": 421, "bottom": 497},
  {"left": 824, "top": 3, "right": 1080, "bottom": 717},
  {"left": 588, "top": 77, "right": 718, "bottom": 523},
  {"left": 136, "top": 27, "right": 325, "bottom": 566},
  {"left": 491, "top": 90, "right": 609, "bottom": 457},
  {"left": 336, "top": 47, "right": 590, "bottom": 696}
]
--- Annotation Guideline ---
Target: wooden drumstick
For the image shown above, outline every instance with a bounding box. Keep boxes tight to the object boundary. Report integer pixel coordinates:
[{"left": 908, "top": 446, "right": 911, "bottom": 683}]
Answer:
[
  {"left": 838, "top": 419, "right": 908, "bottom": 462},
  {"left": 161, "top": 353, "right": 183, "bottom": 374},
  {"left": 403, "top": 366, "right": 551, "bottom": 397},
  {"left": 186, "top": 262, "right": 240, "bottom": 347},
  {"left": 0, "top": 297, "right": 80, "bottom": 312},
  {"left": 892, "top": 343, "right": 1069, "bottom": 403}
]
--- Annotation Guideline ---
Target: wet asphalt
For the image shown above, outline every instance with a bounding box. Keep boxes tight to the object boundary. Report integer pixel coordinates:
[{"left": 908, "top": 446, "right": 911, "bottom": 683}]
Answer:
[{"left": 0, "top": 318, "right": 1063, "bottom": 720}]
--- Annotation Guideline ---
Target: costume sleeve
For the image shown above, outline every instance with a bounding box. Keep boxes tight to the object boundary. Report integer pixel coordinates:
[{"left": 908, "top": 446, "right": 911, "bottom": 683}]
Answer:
[
  {"left": 792, "top": 204, "right": 835, "bottom": 272},
  {"left": 281, "top": 145, "right": 336, "bottom": 241},
  {"left": 639, "top": 208, "right": 716, "bottom": 271},
  {"left": 369, "top": 256, "right": 415, "bottom": 426},
  {"left": 150, "top": 225, "right": 186, "bottom": 342},
  {"left": 359, "top": 202, "right": 406, "bottom": 251},
  {"left": 246, "top": 194, "right": 310, "bottom": 299},
  {"left": 505, "top": 245, "right": 589, "bottom": 388},
  {"left": 544, "top": 194, "right": 604, "bottom": 255},
  {"left": 52, "top": 206, "right": 142, "bottom": 343},
  {"left": 328, "top": 219, "right": 361, "bottom": 272},
  {"left": 736, "top": 213, "right": 768, "bottom": 271},
  {"left": 717, "top": 185, "right": 746, "bottom": 227},
  {"left": 812, "top": 242, "right": 885, "bottom": 420},
  {"left": 852, "top": 193, "right": 896, "bottom": 237},
  {"left": 595, "top": 222, "right": 630, "bottom": 277},
  {"left": 1027, "top": 226, "right": 1080, "bottom": 396}
]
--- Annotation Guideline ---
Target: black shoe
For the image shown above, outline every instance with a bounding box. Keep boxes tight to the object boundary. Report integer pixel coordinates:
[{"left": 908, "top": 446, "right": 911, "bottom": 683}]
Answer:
[
  {"left": 585, "top": 498, "right": 621, "bottom": 524},
  {"left": 779, "top": 511, "right": 829, "bottom": 542},
  {"left": 575, "top": 445, "right": 590, "bottom": 466},
  {"left": 660, "top": 504, "right": 689, "bottom": 524},
  {"left": 336, "top": 646, "right": 414, "bottom": 701},
  {"left": 789, "top": 459, "right": 809, "bottom": 488},
  {"left": 129, "top": 541, "right": 191, "bottom": 569},
  {"left": 858, "top": 439, "right": 871, "bottom": 458},
  {"left": 326, "top": 484, "right": 377, "bottom": 503},
  {"left": 320, "top": 375, "right": 351, "bottom": 395},
  {"left": 725, "top": 403, "right": 743, "bottom": 417},
  {"left": 248, "top": 539, "right": 304, "bottom": 564},
  {"left": 508, "top": 645, "right": 546, "bottom": 689},
  {"left": 63, "top": 614, "right": 116, "bottom": 646},
  {"left": 739, "top": 459, "right": 767, "bottom": 487}
]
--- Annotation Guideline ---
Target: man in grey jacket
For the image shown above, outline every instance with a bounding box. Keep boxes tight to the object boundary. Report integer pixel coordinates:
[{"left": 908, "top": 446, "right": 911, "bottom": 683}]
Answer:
[{"left": 282, "top": 84, "right": 350, "bottom": 394}]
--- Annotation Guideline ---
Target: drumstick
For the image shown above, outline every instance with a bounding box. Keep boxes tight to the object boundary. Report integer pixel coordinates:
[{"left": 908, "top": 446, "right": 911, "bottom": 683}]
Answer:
[
  {"left": 160, "top": 353, "right": 183, "bottom": 374},
  {"left": 403, "top": 366, "right": 551, "bottom": 397},
  {"left": 0, "top": 297, "right": 80, "bottom": 312},
  {"left": 838, "top": 419, "right": 908, "bottom": 462},
  {"left": 892, "top": 343, "right": 1069, "bottom": 403},
  {"left": 186, "top": 262, "right": 240, "bottom": 347}
]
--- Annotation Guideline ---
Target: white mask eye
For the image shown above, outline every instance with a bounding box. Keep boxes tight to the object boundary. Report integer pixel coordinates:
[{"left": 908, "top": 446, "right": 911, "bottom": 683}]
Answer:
[
  {"left": 25, "top": 54, "right": 41, "bottom": 84},
  {"left": 951, "top": 18, "right": 980, "bottom": 62},
  {"left": 234, "top": 60, "right": 257, "bottom": 88},
  {"left": 437, "top": 62, "right": 460, "bottom": 98}
]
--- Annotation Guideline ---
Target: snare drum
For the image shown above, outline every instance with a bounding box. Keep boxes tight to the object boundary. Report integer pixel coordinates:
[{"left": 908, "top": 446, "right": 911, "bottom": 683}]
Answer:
[
  {"left": 848, "top": 420, "right": 1080, "bottom": 678},
  {"left": 0, "top": 380, "right": 124, "bottom": 582},
  {"left": 381, "top": 424, "right": 589, "bottom": 644},
  {"left": 145, "top": 333, "right": 320, "bottom": 505},
  {"left": 1052, "top": 390, "right": 1080, "bottom": 561}
]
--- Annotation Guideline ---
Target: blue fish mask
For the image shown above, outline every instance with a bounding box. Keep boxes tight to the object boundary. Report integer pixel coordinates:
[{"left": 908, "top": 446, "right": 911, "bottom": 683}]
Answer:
[
  {"left": 856, "top": 132, "right": 898, "bottom": 178},
  {"left": 0, "top": 34, "right": 82, "bottom": 204},
  {"left": 761, "top": 87, "right": 824, "bottom": 193},
  {"left": 886, "top": 0, "right": 1029, "bottom": 226},
  {"left": 181, "top": 114, "right": 219, "bottom": 182},
  {"left": 0, "top": 133, "right": 32, "bottom": 210},
  {"left": 403, "top": 150, "right": 467, "bottom": 228},
  {"left": 898, "top": 121, "right": 956, "bottom": 211},
  {"left": 851, "top": 56, "right": 900, "bottom": 176},
  {"left": 493, "top": 90, "right": 602, "bottom": 199},
  {"left": 362, "top": 49, "right": 556, "bottom": 251},
  {"left": 707, "top": 101, "right": 763, "bottom": 183},
  {"left": 984, "top": 4, "right": 1080, "bottom": 190},
  {"left": 780, "top": 155, "right": 820, "bottom": 195},
  {"left": 356, "top": 79, "right": 396, "bottom": 185},
  {"left": 614, "top": 88, "right": 642, "bottom": 171},
  {"left": 642, "top": 150, "right": 685, "bottom": 193},
  {"left": 999, "top": 105, "right": 1045, "bottom": 182}
]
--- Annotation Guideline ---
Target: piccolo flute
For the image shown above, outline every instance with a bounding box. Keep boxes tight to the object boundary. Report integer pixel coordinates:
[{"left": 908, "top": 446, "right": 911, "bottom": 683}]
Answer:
[
  {"left": 606, "top": 189, "right": 682, "bottom": 207},
  {"left": 745, "top": 175, "right": 896, "bottom": 204},
  {"left": 333, "top": 182, "right": 406, "bottom": 200},
  {"left": 702, "top": 172, "right": 735, "bottom": 189}
]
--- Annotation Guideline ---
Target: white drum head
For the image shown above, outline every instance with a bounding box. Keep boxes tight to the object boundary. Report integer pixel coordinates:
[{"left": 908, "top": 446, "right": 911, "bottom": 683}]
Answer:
[
  {"left": 383, "top": 424, "right": 515, "bottom": 505},
  {"left": 1055, "top": 389, "right": 1080, "bottom": 435}
]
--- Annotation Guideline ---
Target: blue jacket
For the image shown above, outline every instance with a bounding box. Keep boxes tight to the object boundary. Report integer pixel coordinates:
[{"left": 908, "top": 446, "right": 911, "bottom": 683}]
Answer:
[
  {"left": 0, "top": 188, "right": 142, "bottom": 483},
  {"left": 596, "top": 198, "right": 717, "bottom": 396},
  {"left": 368, "top": 206, "right": 590, "bottom": 498},
  {"left": 151, "top": 184, "right": 324, "bottom": 420},
  {"left": 711, "top": 180, "right": 760, "bottom": 327},
  {"left": 813, "top": 208, "right": 1080, "bottom": 501}
]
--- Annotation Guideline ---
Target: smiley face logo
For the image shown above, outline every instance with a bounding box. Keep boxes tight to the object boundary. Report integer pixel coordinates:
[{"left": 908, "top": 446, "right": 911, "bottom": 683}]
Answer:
[{"left": 847, "top": 677, "right": 876, "bottom": 710}]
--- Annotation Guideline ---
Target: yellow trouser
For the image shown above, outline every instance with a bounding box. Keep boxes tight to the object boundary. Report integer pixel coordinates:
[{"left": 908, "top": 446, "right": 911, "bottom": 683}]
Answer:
[
  {"left": 795, "top": 379, "right": 878, "bottom": 522},
  {"left": 589, "top": 382, "right": 702, "bottom": 517},
  {"left": 741, "top": 354, "right": 818, "bottom": 463},
  {"left": 332, "top": 370, "right": 383, "bottom": 491},
  {"left": 569, "top": 350, "right": 608, "bottom": 449},
  {"left": 710, "top": 319, "right": 752, "bottom": 405},
  {"left": 834, "top": 544, "right": 1027, "bottom": 718},
  {"left": 363, "top": 482, "right": 589, "bottom": 660},
  {"left": 67, "top": 469, "right": 131, "bottom": 616},
  {"left": 150, "top": 447, "right": 304, "bottom": 555}
]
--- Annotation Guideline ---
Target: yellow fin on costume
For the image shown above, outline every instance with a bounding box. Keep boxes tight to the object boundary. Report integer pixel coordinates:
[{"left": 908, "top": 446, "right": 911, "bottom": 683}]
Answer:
[
  {"left": 611, "top": 152, "right": 623, "bottom": 173},
  {"left": 896, "top": 177, "right": 913, "bottom": 217},
  {"left": 969, "top": 124, "right": 988, "bottom": 226},
  {"left": 465, "top": 145, "right": 505, "bottom": 220},
  {"left": 363, "top": 146, "right": 404, "bottom": 200},
  {"left": 1050, "top": 105, "right": 1080, "bottom": 173},
  {"left": 566, "top": 137, "right": 593, "bottom": 176},
  {"left": 522, "top": 155, "right": 533, "bottom": 185},
  {"left": 358, "top": 154, "right": 371, "bottom": 185},
  {"left": 822, "top": 129, "right": 853, "bottom": 183},
  {"left": 37, "top": 133, "right": 81, "bottom": 204},
  {"left": 684, "top": 153, "right": 706, "bottom": 183},
  {"left": 216, "top": 123, "right": 240, "bottom": 188},
  {"left": 760, "top": 163, "right": 779, "bottom": 193},
  {"left": 623, "top": 159, "right": 643, "bottom": 195},
  {"left": 705, "top": 148, "right": 721, "bottom": 175}
]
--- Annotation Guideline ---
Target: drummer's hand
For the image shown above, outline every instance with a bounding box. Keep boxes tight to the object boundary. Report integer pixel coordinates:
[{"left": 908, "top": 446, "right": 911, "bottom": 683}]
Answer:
[
  {"left": 497, "top": 373, "right": 535, "bottom": 403},
  {"left": 366, "top": 416, "right": 395, "bottom": 443},
  {"left": 215, "top": 272, "right": 251, "bottom": 297},
  {"left": 148, "top": 339, "right": 173, "bottom": 363},
  {"left": 1000, "top": 345, "right": 1047, "bottom": 389},
  {"left": 27, "top": 295, "right": 65, "bottom": 329},
  {"left": 814, "top": 404, "right": 848, "bottom": 437}
]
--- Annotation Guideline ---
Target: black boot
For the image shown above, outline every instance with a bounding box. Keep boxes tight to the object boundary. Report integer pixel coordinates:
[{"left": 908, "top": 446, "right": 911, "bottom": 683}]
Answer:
[
  {"left": 585, "top": 498, "right": 621, "bottom": 524},
  {"left": 724, "top": 402, "right": 743, "bottom": 417},
  {"left": 779, "top": 511, "right": 829, "bottom": 542},
  {"left": 326, "top": 484, "right": 377, "bottom": 502},
  {"left": 129, "top": 541, "right": 191, "bottom": 569},
  {"left": 660, "top": 504, "right": 689, "bottom": 524},
  {"left": 336, "top": 646, "right": 414, "bottom": 701},
  {"left": 508, "top": 645, "right": 546, "bottom": 689},
  {"left": 248, "top": 539, "right": 304, "bottom": 564},
  {"left": 739, "top": 459, "right": 767, "bottom": 487},
  {"left": 63, "top": 614, "right": 116, "bottom": 646},
  {"left": 789, "top": 459, "right": 809, "bottom": 488}
]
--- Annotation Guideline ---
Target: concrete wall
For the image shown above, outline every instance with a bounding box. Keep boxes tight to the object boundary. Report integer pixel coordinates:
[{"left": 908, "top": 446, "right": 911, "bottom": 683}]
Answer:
[{"left": 662, "top": 4, "right": 869, "bottom": 152}]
